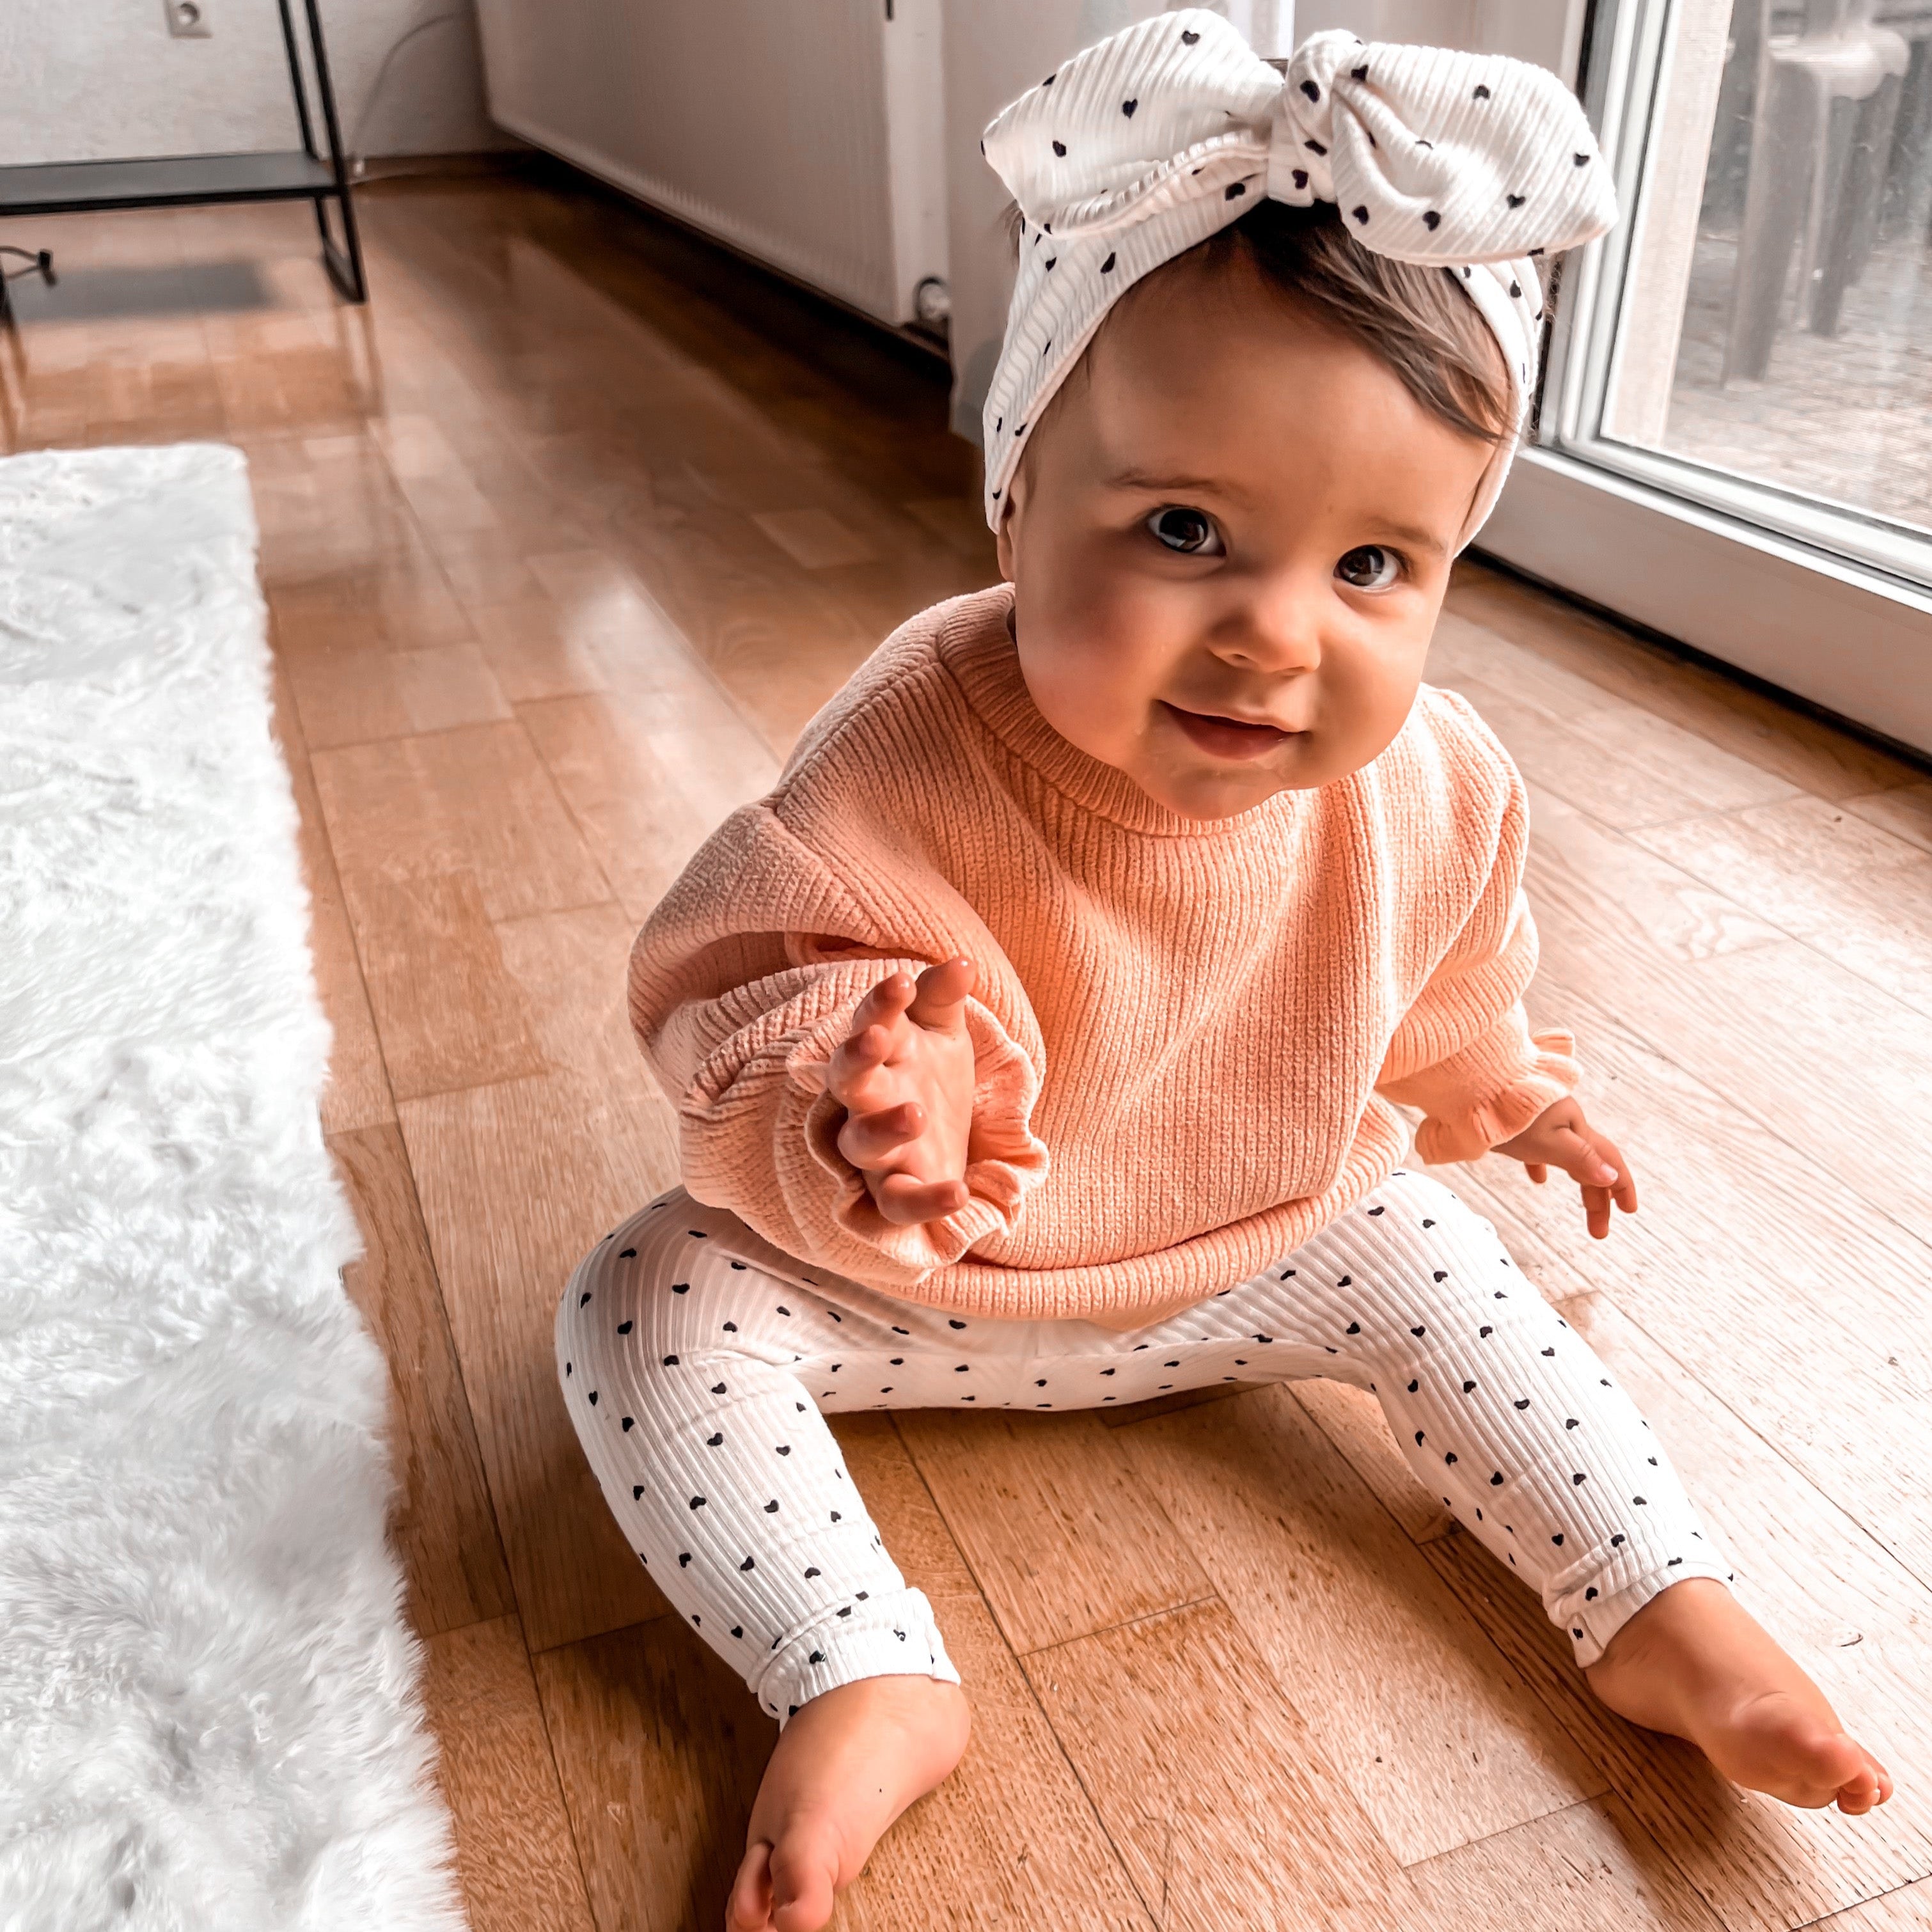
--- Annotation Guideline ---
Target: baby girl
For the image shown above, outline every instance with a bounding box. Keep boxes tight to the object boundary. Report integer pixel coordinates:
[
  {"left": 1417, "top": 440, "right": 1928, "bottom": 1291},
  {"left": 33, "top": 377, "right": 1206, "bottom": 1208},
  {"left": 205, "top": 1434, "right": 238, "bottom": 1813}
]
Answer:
[{"left": 557, "top": 17, "right": 1892, "bottom": 1929}]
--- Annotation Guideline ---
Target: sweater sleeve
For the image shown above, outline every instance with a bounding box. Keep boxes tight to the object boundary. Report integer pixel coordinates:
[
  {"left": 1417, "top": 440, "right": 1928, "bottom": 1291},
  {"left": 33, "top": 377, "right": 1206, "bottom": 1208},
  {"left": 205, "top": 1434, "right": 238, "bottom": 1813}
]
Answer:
[
  {"left": 629, "top": 803, "right": 1050, "bottom": 1288},
  {"left": 1373, "top": 739, "right": 1578, "bottom": 1165}
]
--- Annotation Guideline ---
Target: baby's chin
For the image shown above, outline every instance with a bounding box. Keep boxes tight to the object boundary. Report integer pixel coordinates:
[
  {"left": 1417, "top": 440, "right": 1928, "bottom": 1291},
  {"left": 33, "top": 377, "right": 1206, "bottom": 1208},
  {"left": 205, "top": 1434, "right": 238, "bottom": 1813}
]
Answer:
[{"left": 1124, "top": 740, "right": 1332, "bottom": 819}]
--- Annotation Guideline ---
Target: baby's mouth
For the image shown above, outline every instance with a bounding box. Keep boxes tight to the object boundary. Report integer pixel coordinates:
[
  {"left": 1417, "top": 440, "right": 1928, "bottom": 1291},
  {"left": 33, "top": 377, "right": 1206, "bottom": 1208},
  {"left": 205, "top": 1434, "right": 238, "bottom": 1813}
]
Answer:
[{"left": 1158, "top": 700, "right": 1294, "bottom": 762}]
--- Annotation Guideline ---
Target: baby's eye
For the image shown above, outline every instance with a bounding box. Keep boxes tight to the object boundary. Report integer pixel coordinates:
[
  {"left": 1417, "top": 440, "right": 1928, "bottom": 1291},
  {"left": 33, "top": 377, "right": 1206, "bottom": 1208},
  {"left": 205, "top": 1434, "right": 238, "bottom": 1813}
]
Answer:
[
  {"left": 1146, "top": 506, "right": 1224, "bottom": 556},
  {"left": 1335, "top": 544, "right": 1402, "bottom": 592}
]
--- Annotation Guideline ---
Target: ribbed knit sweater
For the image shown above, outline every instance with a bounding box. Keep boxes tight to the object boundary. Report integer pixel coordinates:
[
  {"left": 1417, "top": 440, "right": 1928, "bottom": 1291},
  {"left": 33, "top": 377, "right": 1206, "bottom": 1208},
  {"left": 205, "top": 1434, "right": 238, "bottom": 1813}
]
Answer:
[{"left": 629, "top": 585, "right": 1576, "bottom": 1326}]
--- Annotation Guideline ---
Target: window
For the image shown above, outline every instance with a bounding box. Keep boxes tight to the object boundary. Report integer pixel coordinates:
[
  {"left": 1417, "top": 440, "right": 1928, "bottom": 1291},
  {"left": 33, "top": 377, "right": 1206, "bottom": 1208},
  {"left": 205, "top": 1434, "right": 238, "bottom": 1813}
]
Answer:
[{"left": 1486, "top": 0, "right": 1932, "bottom": 751}]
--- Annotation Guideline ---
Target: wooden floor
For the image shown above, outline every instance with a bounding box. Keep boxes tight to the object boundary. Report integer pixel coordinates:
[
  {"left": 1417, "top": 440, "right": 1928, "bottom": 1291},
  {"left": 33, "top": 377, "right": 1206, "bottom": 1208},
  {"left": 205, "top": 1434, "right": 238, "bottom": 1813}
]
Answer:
[{"left": 8, "top": 168, "right": 1932, "bottom": 1932}]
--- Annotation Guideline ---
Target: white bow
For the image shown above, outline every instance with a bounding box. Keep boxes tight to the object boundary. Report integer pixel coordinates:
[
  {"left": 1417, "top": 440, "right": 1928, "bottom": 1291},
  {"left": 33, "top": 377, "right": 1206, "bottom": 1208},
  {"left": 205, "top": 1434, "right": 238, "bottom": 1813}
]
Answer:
[{"left": 984, "top": 18, "right": 1615, "bottom": 265}]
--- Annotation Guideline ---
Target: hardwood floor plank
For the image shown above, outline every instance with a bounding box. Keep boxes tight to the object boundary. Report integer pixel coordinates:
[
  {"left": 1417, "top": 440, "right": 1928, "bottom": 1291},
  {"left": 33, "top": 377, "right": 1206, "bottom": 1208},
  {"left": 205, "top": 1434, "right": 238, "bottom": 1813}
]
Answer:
[
  {"left": 750, "top": 506, "right": 879, "bottom": 570},
  {"left": 1809, "top": 1877, "right": 1932, "bottom": 1926},
  {"left": 400, "top": 904, "right": 682, "bottom": 1653},
  {"left": 1633, "top": 797, "right": 1932, "bottom": 1017},
  {"left": 283, "top": 638, "right": 514, "bottom": 751},
  {"left": 420, "top": 1614, "right": 597, "bottom": 1932},
  {"left": 1118, "top": 1386, "right": 1605, "bottom": 1864},
  {"left": 532, "top": 1617, "right": 774, "bottom": 1932},
  {"left": 1445, "top": 565, "right": 1919, "bottom": 803},
  {"left": 829, "top": 1415, "right": 1154, "bottom": 1931},
  {"left": 902, "top": 496, "right": 1000, "bottom": 563},
  {"left": 401, "top": 1070, "right": 667, "bottom": 1654},
  {"left": 893, "top": 1410, "right": 1213, "bottom": 1654},
  {"left": 492, "top": 902, "right": 684, "bottom": 1208},
  {"left": 583, "top": 502, "right": 883, "bottom": 755},
  {"left": 340, "top": 870, "right": 548, "bottom": 1103},
  {"left": 1431, "top": 615, "right": 1803, "bottom": 828},
  {"left": 1522, "top": 783, "right": 1932, "bottom": 1250},
  {"left": 518, "top": 691, "right": 780, "bottom": 923},
  {"left": 313, "top": 719, "right": 611, "bottom": 922},
  {"left": 1404, "top": 1795, "right": 1724, "bottom": 1931},
  {"left": 1024, "top": 1597, "right": 1419, "bottom": 1928},
  {"left": 269, "top": 661, "right": 395, "bottom": 1132},
  {"left": 1842, "top": 782, "right": 1932, "bottom": 855},
  {"left": 1459, "top": 980, "right": 1932, "bottom": 1588},
  {"left": 331, "top": 1122, "right": 515, "bottom": 1637}
]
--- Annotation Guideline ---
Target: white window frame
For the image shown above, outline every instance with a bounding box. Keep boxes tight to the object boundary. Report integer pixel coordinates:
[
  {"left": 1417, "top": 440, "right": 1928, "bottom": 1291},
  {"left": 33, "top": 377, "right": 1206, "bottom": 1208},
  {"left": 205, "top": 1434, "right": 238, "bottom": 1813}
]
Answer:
[{"left": 1475, "top": 0, "right": 1932, "bottom": 756}]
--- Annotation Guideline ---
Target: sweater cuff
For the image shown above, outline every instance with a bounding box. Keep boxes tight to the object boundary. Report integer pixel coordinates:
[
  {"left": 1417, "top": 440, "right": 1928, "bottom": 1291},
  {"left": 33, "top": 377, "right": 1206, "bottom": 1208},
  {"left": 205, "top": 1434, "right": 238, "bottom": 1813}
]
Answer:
[
  {"left": 1412, "top": 1029, "right": 1580, "bottom": 1165},
  {"left": 787, "top": 996, "right": 1049, "bottom": 1274}
]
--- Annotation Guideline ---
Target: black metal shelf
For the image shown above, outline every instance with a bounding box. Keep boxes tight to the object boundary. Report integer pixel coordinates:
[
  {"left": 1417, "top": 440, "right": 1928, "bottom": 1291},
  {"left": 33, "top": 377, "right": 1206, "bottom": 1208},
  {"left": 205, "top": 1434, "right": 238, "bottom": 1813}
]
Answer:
[
  {"left": 0, "top": 152, "right": 338, "bottom": 216},
  {"left": 0, "top": 0, "right": 366, "bottom": 306}
]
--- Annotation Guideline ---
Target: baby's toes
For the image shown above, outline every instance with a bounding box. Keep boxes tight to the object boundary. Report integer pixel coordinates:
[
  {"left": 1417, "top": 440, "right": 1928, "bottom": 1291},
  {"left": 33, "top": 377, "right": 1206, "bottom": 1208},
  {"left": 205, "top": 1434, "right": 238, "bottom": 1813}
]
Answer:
[
  {"left": 1836, "top": 1750, "right": 1894, "bottom": 1816},
  {"left": 727, "top": 1841, "right": 773, "bottom": 1930},
  {"left": 768, "top": 1821, "right": 842, "bottom": 1932}
]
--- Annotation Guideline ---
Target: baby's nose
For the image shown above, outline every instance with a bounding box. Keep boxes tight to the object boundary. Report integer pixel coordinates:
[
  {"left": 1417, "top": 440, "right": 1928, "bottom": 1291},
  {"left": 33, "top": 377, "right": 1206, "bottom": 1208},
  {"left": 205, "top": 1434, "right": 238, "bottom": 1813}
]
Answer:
[{"left": 1214, "top": 592, "right": 1324, "bottom": 672}]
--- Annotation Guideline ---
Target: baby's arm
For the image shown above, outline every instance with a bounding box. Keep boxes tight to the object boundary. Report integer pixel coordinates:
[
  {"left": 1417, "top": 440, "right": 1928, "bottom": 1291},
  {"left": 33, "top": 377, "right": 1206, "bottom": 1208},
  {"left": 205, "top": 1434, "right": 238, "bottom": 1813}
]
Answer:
[
  {"left": 1376, "top": 702, "right": 1634, "bottom": 1236},
  {"left": 794, "top": 958, "right": 980, "bottom": 1227}
]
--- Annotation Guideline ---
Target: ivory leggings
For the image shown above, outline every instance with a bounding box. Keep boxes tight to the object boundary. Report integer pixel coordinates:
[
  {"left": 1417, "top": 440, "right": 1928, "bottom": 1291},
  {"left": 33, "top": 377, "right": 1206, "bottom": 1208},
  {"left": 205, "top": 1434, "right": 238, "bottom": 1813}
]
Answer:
[{"left": 556, "top": 1168, "right": 1731, "bottom": 1726}]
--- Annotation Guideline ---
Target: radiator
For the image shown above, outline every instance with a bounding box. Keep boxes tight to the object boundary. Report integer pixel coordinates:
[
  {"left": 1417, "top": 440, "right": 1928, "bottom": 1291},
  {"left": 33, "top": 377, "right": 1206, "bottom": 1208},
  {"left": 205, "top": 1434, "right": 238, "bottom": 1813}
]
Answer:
[{"left": 473, "top": 0, "right": 949, "bottom": 327}]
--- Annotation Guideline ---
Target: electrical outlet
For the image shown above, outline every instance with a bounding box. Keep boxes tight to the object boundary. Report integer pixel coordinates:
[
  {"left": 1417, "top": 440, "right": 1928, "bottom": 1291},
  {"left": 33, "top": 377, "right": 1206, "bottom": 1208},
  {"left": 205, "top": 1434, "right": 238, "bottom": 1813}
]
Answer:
[{"left": 164, "top": 0, "right": 212, "bottom": 37}]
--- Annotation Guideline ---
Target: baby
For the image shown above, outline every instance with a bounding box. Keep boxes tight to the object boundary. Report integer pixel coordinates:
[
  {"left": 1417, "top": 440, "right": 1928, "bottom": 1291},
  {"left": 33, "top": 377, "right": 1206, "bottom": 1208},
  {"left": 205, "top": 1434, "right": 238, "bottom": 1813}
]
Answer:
[{"left": 557, "top": 17, "right": 1892, "bottom": 1930}]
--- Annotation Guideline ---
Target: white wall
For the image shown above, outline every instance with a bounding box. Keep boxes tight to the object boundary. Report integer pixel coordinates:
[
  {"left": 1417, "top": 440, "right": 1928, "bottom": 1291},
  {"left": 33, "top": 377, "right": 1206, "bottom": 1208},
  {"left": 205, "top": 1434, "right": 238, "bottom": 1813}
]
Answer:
[
  {"left": 0, "top": 0, "right": 508, "bottom": 166},
  {"left": 943, "top": 0, "right": 1587, "bottom": 442}
]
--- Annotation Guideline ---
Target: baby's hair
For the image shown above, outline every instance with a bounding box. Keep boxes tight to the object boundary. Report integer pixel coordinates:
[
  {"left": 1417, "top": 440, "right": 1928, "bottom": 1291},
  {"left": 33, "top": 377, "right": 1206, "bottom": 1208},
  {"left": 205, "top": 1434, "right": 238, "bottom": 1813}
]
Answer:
[{"left": 1005, "top": 198, "right": 1514, "bottom": 447}]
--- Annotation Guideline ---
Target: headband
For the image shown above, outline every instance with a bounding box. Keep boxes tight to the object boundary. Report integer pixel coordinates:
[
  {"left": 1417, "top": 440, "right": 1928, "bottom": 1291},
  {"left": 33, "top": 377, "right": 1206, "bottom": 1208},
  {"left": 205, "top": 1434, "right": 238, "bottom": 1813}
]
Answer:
[{"left": 978, "top": 12, "right": 1618, "bottom": 540}]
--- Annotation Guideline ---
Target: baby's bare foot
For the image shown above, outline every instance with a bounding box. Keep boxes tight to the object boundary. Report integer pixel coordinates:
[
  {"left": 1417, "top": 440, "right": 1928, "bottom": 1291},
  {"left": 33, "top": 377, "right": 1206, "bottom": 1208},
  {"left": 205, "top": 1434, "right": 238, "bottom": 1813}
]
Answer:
[
  {"left": 1585, "top": 1579, "right": 1893, "bottom": 1814},
  {"left": 726, "top": 1674, "right": 971, "bottom": 1932}
]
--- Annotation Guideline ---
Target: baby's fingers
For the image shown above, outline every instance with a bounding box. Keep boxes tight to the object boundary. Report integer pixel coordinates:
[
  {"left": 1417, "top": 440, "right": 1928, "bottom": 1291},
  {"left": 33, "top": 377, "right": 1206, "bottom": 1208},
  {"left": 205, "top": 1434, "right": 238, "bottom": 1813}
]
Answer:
[
  {"left": 1546, "top": 1126, "right": 1621, "bottom": 1190},
  {"left": 824, "top": 1021, "right": 893, "bottom": 1111},
  {"left": 907, "top": 956, "right": 976, "bottom": 1032},
  {"left": 1596, "top": 1135, "right": 1638, "bottom": 1217},
  {"left": 872, "top": 1171, "right": 970, "bottom": 1226},
  {"left": 838, "top": 1101, "right": 923, "bottom": 1170},
  {"left": 849, "top": 971, "right": 916, "bottom": 1041},
  {"left": 1583, "top": 1183, "right": 1614, "bottom": 1240}
]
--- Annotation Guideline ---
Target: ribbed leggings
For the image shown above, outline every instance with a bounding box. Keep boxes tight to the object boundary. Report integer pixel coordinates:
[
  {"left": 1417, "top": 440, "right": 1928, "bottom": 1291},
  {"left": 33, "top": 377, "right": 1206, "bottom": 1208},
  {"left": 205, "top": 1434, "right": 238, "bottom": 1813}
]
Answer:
[{"left": 556, "top": 1168, "right": 1731, "bottom": 1726}]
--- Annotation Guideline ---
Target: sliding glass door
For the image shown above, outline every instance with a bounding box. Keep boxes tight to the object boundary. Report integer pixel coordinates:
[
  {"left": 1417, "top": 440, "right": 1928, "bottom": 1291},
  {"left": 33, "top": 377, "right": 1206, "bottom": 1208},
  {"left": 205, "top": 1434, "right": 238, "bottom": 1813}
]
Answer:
[{"left": 1485, "top": 0, "right": 1932, "bottom": 751}]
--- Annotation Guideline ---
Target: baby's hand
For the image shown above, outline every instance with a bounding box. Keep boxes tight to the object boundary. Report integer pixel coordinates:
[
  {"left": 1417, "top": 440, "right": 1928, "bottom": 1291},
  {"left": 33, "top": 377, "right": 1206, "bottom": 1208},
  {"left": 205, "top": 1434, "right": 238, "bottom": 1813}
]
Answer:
[
  {"left": 816, "top": 959, "right": 979, "bottom": 1227},
  {"left": 1493, "top": 1097, "right": 1637, "bottom": 1240}
]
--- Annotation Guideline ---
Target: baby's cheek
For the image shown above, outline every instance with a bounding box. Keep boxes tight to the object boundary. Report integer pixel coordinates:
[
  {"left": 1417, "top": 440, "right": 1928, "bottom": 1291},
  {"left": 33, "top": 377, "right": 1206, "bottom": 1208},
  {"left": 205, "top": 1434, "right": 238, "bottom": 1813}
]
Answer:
[
  {"left": 1018, "top": 611, "right": 1159, "bottom": 765},
  {"left": 1328, "top": 617, "right": 1431, "bottom": 726}
]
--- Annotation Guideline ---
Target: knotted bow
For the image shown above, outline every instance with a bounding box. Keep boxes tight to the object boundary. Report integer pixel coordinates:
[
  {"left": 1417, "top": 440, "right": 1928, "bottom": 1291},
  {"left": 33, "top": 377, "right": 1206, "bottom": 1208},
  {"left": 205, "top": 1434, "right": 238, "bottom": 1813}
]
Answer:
[{"left": 978, "top": 11, "right": 1618, "bottom": 538}]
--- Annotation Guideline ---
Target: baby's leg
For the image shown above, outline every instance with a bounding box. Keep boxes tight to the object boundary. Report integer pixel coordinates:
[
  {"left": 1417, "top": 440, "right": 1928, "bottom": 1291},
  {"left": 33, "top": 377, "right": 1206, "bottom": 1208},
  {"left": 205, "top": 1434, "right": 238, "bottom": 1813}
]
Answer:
[
  {"left": 555, "top": 1194, "right": 968, "bottom": 1931},
  {"left": 1213, "top": 1169, "right": 1889, "bottom": 1812}
]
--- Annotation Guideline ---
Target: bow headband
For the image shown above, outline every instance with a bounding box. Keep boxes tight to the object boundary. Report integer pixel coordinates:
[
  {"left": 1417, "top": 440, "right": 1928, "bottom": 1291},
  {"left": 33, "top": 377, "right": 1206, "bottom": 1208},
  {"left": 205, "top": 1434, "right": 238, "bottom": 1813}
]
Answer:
[{"left": 978, "top": 12, "right": 1617, "bottom": 539}]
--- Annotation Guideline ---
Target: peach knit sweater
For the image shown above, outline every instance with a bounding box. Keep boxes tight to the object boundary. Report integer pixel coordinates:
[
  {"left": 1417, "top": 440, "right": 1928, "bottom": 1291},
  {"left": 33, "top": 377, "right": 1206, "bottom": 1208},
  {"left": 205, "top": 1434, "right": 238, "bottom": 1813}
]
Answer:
[{"left": 629, "top": 585, "right": 1577, "bottom": 1326}]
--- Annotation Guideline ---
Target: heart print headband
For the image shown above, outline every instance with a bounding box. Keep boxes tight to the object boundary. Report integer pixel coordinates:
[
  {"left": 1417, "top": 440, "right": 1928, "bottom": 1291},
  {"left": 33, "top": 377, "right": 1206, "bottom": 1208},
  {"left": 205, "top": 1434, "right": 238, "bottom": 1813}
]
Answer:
[{"left": 978, "top": 10, "right": 1618, "bottom": 540}]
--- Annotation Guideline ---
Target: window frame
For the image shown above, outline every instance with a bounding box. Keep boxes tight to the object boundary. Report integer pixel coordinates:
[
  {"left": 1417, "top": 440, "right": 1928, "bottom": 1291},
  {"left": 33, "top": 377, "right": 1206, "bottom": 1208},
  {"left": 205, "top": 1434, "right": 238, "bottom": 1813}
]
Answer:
[{"left": 1474, "top": 0, "right": 1932, "bottom": 753}]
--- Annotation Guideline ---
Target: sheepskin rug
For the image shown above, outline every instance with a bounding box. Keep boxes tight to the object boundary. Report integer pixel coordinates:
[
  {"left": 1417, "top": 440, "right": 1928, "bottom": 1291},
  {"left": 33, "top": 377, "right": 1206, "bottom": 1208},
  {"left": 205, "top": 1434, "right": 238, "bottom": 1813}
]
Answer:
[{"left": 0, "top": 444, "right": 463, "bottom": 1931}]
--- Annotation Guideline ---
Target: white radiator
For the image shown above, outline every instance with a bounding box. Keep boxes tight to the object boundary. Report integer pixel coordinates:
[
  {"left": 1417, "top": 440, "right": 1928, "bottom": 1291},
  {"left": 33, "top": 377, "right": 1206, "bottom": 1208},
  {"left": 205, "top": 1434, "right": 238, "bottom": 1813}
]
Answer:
[{"left": 473, "top": 0, "right": 949, "bottom": 328}]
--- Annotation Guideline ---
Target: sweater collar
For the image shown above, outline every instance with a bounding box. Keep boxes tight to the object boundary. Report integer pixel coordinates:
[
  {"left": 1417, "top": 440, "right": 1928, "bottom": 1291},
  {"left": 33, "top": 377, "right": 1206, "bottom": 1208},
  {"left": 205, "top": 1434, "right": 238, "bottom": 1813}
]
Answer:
[{"left": 934, "top": 584, "right": 1311, "bottom": 839}]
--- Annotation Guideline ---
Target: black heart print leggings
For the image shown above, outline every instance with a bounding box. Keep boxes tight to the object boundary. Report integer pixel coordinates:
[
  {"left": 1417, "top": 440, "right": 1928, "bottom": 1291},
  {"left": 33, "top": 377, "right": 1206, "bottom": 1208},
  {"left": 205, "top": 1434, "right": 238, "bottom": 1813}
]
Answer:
[{"left": 556, "top": 1168, "right": 1732, "bottom": 1726}]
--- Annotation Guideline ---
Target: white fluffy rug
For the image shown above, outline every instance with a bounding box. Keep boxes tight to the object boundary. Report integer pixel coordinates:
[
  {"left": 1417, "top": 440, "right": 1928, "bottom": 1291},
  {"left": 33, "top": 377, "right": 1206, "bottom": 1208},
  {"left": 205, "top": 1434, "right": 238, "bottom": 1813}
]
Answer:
[{"left": 0, "top": 445, "right": 462, "bottom": 1932}]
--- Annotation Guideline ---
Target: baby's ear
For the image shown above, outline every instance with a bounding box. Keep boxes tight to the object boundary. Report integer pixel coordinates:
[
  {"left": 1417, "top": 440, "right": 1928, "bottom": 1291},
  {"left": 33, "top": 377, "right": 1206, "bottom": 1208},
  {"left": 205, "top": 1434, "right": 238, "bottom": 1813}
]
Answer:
[{"left": 993, "top": 478, "right": 1021, "bottom": 583}]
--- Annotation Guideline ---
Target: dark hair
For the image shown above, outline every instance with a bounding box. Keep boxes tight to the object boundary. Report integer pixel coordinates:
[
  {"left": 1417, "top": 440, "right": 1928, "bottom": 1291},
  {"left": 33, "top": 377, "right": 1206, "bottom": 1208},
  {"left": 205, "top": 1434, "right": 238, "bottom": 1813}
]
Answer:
[{"left": 1010, "top": 198, "right": 1514, "bottom": 446}]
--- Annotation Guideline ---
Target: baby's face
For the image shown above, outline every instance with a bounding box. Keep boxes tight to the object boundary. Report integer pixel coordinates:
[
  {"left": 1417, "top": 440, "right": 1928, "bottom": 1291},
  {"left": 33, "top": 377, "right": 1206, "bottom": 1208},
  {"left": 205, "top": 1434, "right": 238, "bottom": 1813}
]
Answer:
[{"left": 995, "top": 262, "right": 1499, "bottom": 819}]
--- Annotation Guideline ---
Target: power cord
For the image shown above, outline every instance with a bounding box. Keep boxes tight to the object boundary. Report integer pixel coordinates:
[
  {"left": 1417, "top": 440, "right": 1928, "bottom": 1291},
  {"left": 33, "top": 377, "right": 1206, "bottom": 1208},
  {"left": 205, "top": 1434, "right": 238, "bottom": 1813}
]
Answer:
[
  {"left": 1, "top": 247, "right": 56, "bottom": 288},
  {"left": 348, "top": 8, "right": 466, "bottom": 174}
]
